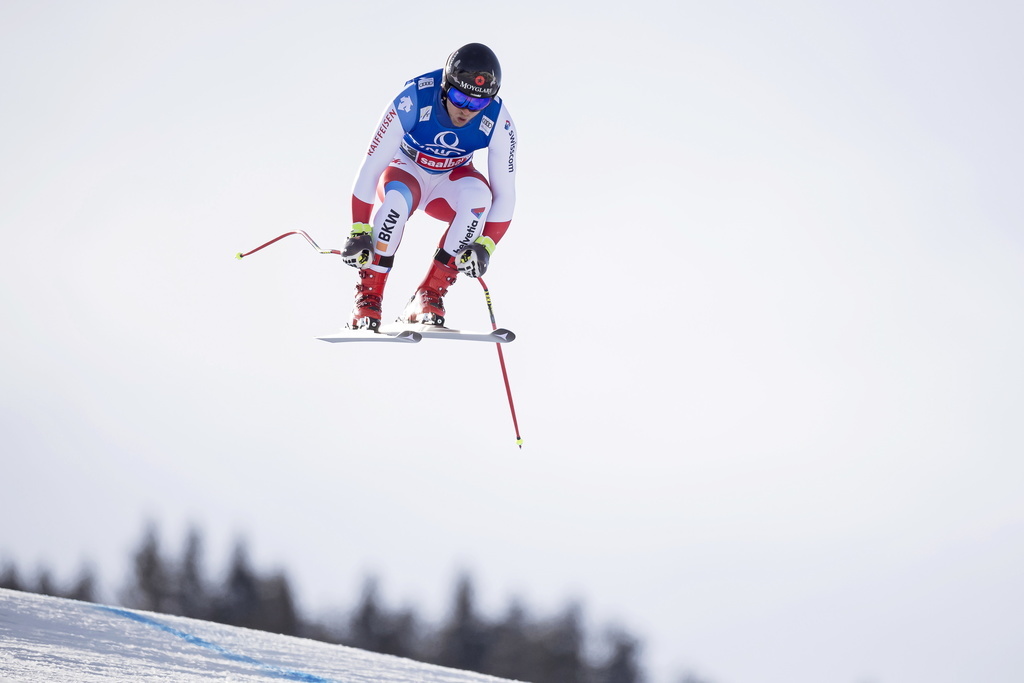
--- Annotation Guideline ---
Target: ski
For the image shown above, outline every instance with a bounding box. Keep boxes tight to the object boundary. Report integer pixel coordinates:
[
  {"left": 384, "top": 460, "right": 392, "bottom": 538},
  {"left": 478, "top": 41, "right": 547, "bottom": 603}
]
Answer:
[
  {"left": 316, "top": 329, "right": 422, "bottom": 344},
  {"left": 379, "top": 323, "right": 516, "bottom": 343}
]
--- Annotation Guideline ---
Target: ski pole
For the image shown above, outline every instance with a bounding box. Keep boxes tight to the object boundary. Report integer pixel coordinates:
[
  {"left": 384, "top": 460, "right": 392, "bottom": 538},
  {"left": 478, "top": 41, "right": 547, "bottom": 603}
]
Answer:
[
  {"left": 237, "top": 234, "right": 523, "bottom": 447},
  {"left": 235, "top": 231, "right": 340, "bottom": 259},
  {"left": 478, "top": 277, "right": 523, "bottom": 448}
]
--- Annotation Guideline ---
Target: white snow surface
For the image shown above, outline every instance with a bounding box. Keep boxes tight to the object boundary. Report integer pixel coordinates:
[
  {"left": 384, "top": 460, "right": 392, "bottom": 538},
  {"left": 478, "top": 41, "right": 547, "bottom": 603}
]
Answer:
[{"left": 0, "top": 589, "right": 521, "bottom": 683}]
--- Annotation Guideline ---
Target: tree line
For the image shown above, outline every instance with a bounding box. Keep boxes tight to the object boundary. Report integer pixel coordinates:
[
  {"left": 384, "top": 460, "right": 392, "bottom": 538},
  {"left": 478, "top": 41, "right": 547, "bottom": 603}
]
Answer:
[{"left": 1, "top": 523, "right": 646, "bottom": 683}]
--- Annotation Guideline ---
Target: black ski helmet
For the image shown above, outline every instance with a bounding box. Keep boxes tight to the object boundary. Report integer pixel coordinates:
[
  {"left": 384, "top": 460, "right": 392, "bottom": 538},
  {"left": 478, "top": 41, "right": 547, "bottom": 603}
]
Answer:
[{"left": 444, "top": 43, "right": 501, "bottom": 98}]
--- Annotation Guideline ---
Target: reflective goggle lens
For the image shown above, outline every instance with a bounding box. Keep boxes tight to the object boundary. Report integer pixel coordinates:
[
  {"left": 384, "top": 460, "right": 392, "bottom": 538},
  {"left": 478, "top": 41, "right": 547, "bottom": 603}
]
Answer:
[{"left": 447, "top": 86, "right": 492, "bottom": 112}]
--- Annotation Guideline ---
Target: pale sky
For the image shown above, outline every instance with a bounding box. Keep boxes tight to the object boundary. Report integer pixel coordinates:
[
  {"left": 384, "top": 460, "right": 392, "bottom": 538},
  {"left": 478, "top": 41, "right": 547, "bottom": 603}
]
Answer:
[{"left": 2, "top": 2, "right": 1023, "bottom": 683}]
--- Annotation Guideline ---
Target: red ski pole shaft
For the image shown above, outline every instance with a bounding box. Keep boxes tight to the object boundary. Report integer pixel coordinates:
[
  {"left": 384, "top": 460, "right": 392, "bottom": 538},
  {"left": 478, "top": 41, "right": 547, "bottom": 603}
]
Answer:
[
  {"left": 479, "top": 277, "right": 523, "bottom": 448},
  {"left": 235, "top": 230, "right": 340, "bottom": 259}
]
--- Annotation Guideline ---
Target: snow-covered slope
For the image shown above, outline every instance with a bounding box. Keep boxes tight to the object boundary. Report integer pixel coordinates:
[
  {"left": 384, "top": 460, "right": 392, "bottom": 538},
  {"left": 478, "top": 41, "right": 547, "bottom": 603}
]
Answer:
[{"left": 0, "top": 589, "right": 522, "bottom": 682}]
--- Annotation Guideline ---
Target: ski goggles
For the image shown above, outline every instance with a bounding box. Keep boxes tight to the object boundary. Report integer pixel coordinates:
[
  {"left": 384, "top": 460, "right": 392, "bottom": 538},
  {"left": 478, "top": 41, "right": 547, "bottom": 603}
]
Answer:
[{"left": 446, "top": 86, "right": 493, "bottom": 112}]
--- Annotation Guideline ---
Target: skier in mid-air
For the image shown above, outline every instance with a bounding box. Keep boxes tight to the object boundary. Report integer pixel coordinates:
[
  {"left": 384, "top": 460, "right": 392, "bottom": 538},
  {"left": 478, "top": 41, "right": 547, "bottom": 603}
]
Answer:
[{"left": 341, "top": 43, "right": 518, "bottom": 331}]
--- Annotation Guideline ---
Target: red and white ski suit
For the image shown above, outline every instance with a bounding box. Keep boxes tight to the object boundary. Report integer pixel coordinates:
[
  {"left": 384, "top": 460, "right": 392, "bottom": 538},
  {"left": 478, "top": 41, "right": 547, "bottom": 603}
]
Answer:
[{"left": 350, "top": 69, "right": 518, "bottom": 272}]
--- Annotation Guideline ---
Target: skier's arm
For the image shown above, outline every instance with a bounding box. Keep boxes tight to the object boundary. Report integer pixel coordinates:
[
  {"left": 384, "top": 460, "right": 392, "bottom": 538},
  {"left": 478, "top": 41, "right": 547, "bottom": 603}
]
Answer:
[
  {"left": 351, "top": 97, "right": 409, "bottom": 224},
  {"left": 482, "top": 104, "right": 517, "bottom": 248}
]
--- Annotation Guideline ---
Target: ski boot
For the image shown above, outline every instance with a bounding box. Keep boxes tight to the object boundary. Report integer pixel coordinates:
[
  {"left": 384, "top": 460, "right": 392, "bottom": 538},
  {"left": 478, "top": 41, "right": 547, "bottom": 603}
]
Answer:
[
  {"left": 399, "top": 255, "right": 458, "bottom": 327},
  {"left": 347, "top": 268, "right": 389, "bottom": 332}
]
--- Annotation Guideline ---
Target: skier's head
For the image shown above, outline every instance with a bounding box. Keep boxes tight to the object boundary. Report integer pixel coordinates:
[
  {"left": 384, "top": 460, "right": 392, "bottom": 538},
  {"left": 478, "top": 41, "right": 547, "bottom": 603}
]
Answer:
[{"left": 443, "top": 43, "right": 501, "bottom": 101}]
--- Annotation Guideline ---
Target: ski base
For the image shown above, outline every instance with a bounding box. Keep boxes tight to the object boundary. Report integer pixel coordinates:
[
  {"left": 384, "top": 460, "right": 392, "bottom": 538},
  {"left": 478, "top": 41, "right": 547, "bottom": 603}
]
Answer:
[
  {"left": 379, "top": 323, "right": 516, "bottom": 343},
  {"left": 317, "top": 325, "right": 515, "bottom": 345},
  {"left": 316, "top": 329, "right": 422, "bottom": 344}
]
